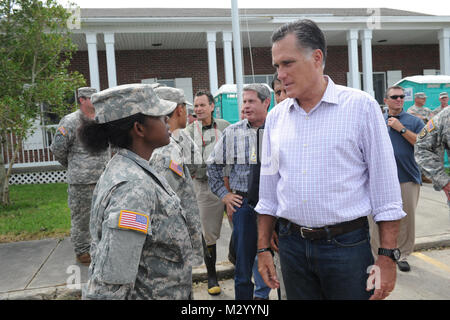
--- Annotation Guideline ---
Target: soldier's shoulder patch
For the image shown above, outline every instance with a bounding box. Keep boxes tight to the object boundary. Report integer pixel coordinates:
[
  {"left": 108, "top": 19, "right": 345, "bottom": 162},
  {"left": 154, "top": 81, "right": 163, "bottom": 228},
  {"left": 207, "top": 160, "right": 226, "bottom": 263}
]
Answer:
[
  {"left": 418, "top": 127, "right": 428, "bottom": 139},
  {"left": 169, "top": 160, "right": 184, "bottom": 177},
  {"left": 118, "top": 210, "right": 149, "bottom": 234},
  {"left": 58, "top": 126, "right": 67, "bottom": 136},
  {"left": 426, "top": 119, "right": 436, "bottom": 133}
]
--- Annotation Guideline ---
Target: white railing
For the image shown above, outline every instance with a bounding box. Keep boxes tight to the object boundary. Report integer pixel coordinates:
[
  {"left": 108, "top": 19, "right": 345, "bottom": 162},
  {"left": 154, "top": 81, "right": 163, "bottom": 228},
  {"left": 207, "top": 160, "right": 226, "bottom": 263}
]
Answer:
[{"left": 2, "top": 124, "right": 60, "bottom": 170}]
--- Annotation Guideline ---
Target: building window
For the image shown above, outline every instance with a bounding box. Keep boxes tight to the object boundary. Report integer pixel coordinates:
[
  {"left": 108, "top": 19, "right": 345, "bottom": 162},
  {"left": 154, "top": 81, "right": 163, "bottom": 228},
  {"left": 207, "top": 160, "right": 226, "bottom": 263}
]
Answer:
[
  {"left": 361, "top": 72, "right": 386, "bottom": 106},
  {"left": 158, "top": 79, "right": 175, "bottom": 87}
]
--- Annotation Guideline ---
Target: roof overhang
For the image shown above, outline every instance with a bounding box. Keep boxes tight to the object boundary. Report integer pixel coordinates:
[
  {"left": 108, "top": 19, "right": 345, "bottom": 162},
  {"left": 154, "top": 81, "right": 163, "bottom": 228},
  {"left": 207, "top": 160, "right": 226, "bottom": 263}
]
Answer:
[{"left": 69, "top": 8, "right": 450, "bottom": 50}]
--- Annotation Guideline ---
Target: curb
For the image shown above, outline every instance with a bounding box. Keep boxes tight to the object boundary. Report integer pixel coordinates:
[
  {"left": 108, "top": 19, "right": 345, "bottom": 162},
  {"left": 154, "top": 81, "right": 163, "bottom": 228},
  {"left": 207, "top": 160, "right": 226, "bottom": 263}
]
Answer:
[
  {"left": 0, "top": 262, "right": 235, "bottom": 300},
  {"left": 414, "top": 233, "right": 450, "bottom": 251},
  {"left": 2, "top": 234, "right": 449, "bottom": 300}
]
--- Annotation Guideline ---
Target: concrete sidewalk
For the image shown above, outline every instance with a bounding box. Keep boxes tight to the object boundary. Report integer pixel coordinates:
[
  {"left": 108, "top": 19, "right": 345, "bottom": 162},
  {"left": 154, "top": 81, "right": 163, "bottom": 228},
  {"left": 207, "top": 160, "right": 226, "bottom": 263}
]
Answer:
[{"left": 1, "top": 184, "right": 449, "bottom": 300}]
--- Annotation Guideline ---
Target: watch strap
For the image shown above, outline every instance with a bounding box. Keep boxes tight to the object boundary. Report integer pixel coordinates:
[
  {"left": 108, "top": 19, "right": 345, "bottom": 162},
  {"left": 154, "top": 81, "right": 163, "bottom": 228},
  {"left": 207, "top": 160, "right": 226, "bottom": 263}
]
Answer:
[{"left": 257, "top": 247, "right": 273, "bottom": 255}]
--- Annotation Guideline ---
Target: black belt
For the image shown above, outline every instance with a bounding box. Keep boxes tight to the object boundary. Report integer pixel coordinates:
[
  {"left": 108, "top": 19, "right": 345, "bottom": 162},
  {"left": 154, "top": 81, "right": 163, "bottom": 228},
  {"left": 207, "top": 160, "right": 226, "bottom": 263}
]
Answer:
[
  {"left": 232, "top": 190, "right": 248, "bottom": 198},
  {"left": 281, "top": 216, "right": 368, "bottom": 241}
]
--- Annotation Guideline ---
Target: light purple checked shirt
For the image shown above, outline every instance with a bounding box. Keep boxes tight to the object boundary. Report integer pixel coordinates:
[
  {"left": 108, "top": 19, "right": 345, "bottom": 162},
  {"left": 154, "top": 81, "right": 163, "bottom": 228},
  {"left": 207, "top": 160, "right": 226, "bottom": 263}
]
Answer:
[{"left": 254, "top": 76, "right": 406, "bottom": 228}]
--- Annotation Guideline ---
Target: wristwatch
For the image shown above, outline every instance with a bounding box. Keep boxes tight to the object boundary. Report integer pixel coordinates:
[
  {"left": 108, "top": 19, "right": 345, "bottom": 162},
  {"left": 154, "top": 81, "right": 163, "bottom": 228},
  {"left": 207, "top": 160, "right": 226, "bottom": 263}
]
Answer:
[
  {"left": 378, "top": 248, "right": 401, "bottom": 262},
  {"left": 399, "top": 127, "right": 407, "bottom": 134}
]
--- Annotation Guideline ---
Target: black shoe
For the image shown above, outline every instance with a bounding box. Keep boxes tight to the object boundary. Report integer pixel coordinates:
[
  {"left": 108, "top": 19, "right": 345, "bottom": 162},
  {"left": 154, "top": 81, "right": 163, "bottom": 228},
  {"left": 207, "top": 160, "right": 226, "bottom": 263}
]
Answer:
[
  {"left": 204, "top": 244, "right": 221, "bottom": 295},
  {"left": 397, "top": 260, "right": 411, "bottom": 272}
]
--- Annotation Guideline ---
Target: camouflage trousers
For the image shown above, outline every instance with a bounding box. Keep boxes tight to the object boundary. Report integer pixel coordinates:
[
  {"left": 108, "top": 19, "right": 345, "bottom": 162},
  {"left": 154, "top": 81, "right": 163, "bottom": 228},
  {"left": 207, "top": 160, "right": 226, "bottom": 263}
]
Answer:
[{"left": 68, "top": 184, "right": 96, "bottom": 255}]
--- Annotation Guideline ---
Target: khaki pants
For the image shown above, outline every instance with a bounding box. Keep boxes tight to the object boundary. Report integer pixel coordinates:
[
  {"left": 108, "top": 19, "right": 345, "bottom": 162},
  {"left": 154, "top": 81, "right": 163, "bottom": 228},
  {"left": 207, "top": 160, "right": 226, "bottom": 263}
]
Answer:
[
  {"left": 369, "top": 182, "right": 419, "bottom": 261},
  {"left": 193, "top": 179, "right": 225, "bottom": 246}
]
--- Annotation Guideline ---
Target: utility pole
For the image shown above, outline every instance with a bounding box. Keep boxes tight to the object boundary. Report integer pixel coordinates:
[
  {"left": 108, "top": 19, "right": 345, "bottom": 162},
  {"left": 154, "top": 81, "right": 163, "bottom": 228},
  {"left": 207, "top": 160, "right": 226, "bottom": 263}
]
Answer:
[{"left": 231, "top": 0, "right": 244, "bottom": 115}]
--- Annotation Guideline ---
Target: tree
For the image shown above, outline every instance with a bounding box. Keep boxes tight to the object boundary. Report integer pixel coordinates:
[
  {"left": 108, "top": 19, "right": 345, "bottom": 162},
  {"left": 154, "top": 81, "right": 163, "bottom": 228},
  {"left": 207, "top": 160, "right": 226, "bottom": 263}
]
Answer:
[{"left": 0, "top": 0, "right": 85, "bottom": 205}]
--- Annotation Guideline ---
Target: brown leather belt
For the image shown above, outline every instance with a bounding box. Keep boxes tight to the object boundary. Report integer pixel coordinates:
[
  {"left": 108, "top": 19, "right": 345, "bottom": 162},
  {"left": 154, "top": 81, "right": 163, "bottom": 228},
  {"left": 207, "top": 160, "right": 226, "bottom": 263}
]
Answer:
[{"left": 281, "top": 216, "right": 368, "bottom": 241}]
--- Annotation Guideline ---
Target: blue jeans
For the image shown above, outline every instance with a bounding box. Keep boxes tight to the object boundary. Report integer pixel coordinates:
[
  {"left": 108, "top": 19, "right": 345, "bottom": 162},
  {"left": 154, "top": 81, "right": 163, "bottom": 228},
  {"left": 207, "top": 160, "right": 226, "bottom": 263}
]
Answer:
[
  {"left": 232, "top": 198, "right": 270, "bottom": 300},
  {"left": 278, "top": 219, "right": 374, "bottom": 300}
]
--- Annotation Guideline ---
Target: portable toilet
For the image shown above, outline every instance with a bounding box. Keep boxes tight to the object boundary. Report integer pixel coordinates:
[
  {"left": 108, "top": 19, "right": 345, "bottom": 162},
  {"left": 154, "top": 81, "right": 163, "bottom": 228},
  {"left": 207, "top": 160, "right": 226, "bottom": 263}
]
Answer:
[
  {"left": 394, "top": 75, "right": 450, "bottom": 112},
  {"left": 213, "top": 84, "right": 276, "bottom": 124},
  {"left": 395, "top": 75, "right": 450, "bottom": 168}
]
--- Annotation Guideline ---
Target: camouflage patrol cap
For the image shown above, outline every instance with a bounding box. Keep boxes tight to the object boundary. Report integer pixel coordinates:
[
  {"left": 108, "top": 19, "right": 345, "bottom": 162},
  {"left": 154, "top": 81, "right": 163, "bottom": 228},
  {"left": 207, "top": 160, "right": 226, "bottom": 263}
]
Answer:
[
  {"left": 154, "top": 87, "right": 193, "bottom": 106},
  {"left": 91, "top": 84, "right": 177, "bottom": 124},
  {"left": 150, "top": 83, "right": 167, "bottom": 89},
  {"left": 415, "top": 92, "right": 427, "bottom": 99},
  {"left": 78, "top": 87, "right": 97, "bottom": 98}
]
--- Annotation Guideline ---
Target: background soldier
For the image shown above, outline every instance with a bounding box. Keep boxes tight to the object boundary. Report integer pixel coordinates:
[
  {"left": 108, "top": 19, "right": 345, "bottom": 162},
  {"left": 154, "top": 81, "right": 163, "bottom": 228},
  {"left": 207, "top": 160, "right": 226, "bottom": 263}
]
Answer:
[
  {"left": 407, "top": 92, "right": 433, "bottom": 124},
  {"left": 415, "top": 107, "right": 450, "bottom": 217},
  {"left": 430, "top": 92, "right": 449, "bottom": 117},
  {"left": 150, "top": 86, "right": 203, "bottom": 268},
  {"left": 50, "top": 87, "right": 109, "bottom": 265}
]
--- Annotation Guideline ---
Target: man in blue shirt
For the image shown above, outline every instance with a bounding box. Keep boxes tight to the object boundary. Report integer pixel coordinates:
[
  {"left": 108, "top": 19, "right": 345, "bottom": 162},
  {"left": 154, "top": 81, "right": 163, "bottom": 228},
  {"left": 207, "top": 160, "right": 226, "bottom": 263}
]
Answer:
[{"left": 370, "top": 85, "right": 424, "bottom": 272}]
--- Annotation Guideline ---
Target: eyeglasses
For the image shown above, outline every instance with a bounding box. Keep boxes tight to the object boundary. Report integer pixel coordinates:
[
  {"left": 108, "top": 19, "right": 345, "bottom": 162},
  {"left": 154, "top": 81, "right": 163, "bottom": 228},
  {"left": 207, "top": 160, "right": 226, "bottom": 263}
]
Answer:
[{"left": 389, "top": 95, "right": 405, "bottom": 100}]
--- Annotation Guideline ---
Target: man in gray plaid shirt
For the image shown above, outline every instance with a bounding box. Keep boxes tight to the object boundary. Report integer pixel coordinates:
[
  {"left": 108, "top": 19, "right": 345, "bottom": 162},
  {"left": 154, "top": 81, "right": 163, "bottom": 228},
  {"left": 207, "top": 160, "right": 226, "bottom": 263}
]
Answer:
[{"left": 207, "top": 83, "right": 271, "bottom": 300}]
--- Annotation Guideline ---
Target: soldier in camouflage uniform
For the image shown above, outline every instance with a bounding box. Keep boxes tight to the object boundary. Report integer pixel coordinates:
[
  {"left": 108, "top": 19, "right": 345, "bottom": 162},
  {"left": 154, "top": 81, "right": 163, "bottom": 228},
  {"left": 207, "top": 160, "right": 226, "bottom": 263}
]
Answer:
[
  {"left": 80, "top": 84, "right": 193, "bottom": 300},
  {"left": 430, "top": 92, "right": 449, "bottom": 117},
  {"left": 407, "top": 92, "right": 433, "bottom": 124},
  {"left": 415, "top": 106, "right": 450, "bottom": 216},
  {"left": 149, "top": 87, "right": 203, "bottom": 267},
  {"left": 50, "top": 87, "right": 110, "bottom": 265}
]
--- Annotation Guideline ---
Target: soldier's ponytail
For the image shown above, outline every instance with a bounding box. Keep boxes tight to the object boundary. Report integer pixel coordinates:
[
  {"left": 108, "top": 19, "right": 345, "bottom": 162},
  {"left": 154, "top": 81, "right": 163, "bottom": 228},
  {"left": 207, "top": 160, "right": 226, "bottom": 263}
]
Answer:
[{"left": 78, "top": 113, "right": 148, "bottom": 153}]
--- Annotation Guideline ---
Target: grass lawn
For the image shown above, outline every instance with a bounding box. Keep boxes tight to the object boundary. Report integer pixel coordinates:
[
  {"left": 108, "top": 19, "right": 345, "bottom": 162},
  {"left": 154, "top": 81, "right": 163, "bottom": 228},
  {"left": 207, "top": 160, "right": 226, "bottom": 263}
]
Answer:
[{"left": 0, "top": 183, "right": 71, "bottom": 243}]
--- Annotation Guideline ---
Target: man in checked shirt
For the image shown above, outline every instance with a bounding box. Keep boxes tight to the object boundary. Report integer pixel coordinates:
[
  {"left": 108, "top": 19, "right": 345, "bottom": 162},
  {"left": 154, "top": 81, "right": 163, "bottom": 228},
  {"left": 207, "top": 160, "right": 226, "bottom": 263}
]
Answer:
[
  {"left": 255, "top": 19, "right": 406, "bottom": 300},
  {"left": 207, "top": 83, "right": 272, "bottom": 300}
]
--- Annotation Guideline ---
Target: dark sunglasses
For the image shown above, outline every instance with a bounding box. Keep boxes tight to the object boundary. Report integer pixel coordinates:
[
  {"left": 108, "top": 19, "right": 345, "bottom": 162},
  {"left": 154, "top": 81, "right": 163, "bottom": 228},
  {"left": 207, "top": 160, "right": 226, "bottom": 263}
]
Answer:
[{"left": 389, "top": 95, "right": 405, "bottom": 100}]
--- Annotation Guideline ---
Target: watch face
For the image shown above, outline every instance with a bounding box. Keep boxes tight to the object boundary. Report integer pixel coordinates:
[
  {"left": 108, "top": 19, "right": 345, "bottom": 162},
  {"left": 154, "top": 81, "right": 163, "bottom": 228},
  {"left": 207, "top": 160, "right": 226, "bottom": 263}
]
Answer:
[{"left": 393, "top": 249, "right": 401, "bottom": 260}]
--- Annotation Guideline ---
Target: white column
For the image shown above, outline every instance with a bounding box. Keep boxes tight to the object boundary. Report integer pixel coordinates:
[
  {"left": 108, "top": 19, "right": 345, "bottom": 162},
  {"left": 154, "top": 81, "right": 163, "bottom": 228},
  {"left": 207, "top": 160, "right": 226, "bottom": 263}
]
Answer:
[
  {"left": 346, "top": 29, "right": 360, "bottom": 89},
  {"left": 207, "top": 31, "right": 218, "bottom": 95},
  {"left": 85, "top": 33, "right": 100, "bottom": 91},
  {"left": 438, "top": 28, "right": 450, "bottom": 76},
  {"left": 104, "top": 33, "right": 117, "bottom": 88},
  {"left": 222, "top": 31, "right": 234, "bottom": 84},
  {"left": 360, "top": 29, "right": 374, "bottom": 97}
]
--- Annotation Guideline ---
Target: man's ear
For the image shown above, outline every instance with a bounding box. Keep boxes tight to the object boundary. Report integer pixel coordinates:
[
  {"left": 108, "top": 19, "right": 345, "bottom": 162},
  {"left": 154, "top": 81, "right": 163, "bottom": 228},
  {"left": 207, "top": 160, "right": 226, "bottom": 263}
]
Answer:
[{"left": 264, "top": 98, "right": 271, "bottom": 110}]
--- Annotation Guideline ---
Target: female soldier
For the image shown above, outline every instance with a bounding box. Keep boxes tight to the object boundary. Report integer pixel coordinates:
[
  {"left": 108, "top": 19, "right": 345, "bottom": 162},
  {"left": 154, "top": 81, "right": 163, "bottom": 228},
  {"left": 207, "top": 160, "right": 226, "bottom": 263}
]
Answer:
[{"left": 78, "top": 84, "right": 193, "bottom": 300}]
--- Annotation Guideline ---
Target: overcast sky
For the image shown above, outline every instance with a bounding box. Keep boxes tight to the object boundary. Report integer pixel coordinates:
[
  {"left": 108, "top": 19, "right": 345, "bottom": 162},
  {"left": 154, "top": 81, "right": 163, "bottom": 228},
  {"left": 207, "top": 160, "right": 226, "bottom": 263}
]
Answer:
[{"left": 60, "top": 0, "right": 450, "bottom": 16}]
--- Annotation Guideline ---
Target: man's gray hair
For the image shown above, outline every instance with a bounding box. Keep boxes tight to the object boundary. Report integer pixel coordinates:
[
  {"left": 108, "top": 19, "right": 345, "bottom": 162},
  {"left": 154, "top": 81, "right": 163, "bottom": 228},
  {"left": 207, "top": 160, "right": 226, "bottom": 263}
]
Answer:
[
  {"left": 243, "top": 83, "right": 271, "bottom": 102},
  {"left": 271, "top": 19, "right": 327, "bottom": 67}
]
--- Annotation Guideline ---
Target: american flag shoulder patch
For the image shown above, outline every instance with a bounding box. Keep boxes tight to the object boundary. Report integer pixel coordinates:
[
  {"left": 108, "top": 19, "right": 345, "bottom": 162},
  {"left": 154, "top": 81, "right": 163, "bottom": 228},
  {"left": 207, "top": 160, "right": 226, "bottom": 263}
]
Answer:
[
  {"left": 118, "top": 210, "right": 149, "bottom": 234},
  {"left": 169, "top": 160, "right": 183, "bottom": 177},
  {"left": 58, "top": 126, "right": 67, "bottom": 136},
  {"left": 427, "top": 119, "right": 436, "bottom": 132}
]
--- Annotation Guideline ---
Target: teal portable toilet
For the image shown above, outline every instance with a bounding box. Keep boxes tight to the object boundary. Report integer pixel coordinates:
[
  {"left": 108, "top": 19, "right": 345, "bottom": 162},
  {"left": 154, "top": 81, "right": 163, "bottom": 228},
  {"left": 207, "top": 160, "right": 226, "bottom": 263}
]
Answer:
[
  {"left": 395, "top": 75, "right": 450, "bottom": 168},
  {"left": 394, "top": 75, "right": 450, "bottom": 112},
  {"left": 213, "top": 84, "right": 276, "bottom": 124}
]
